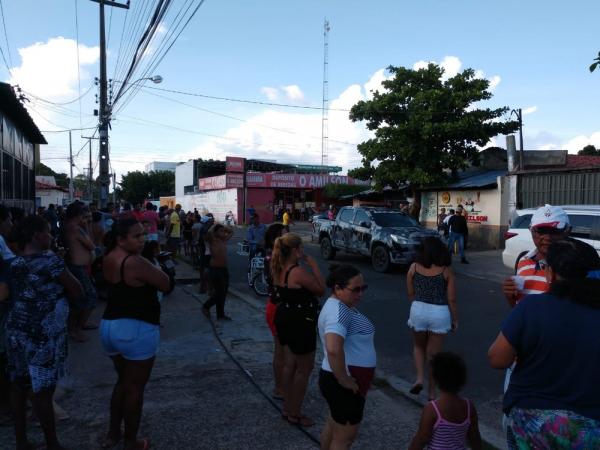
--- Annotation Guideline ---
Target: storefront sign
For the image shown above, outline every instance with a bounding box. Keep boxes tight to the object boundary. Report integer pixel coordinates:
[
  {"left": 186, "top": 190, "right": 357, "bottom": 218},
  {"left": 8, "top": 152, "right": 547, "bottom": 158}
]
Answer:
[
  {"left": 226, "top": 173, "right": 244, "bottom": 188},
  {"left": 226, "top": 156, "right": 245, "bottom": 173},
  {"left": 198, "top": 174, "right": 227, "bottom": 190}
]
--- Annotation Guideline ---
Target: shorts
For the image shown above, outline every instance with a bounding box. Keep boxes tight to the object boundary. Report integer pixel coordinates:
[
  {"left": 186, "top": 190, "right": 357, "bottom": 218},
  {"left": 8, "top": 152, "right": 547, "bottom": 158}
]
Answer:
[
  {"left": 274, "top": 301, "right": 317, "bottom": 355},
  {"left": 407, "top": 301, "right": 451, "bottom": 334},
  {"left": 265, "top": 300, "right": 277, "bottom": 336},
  {"left": 100, "top": 318, "right": 159, "bottom": 360},
  {"left": 68, "top": 264, "right": 98, "bottom": 311},
  {"left": 319, "top": 369, "right": 366, "bottom": 425}
]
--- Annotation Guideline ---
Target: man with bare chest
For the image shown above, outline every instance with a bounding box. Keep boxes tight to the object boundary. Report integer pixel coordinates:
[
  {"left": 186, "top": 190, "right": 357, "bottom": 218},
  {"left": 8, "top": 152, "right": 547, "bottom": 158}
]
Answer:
[
  {"left": 202, "top": 224, "right": 234, "bottom": 320},
  {"left": 64, "top": 202, "right": 98, "bottom": 342}
]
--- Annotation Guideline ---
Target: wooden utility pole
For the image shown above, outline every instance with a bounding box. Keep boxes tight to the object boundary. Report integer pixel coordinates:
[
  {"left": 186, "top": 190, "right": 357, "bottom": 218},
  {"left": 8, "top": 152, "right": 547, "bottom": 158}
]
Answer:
[{"left": 91, "top": 0, "right": 129, "bottom": 207}]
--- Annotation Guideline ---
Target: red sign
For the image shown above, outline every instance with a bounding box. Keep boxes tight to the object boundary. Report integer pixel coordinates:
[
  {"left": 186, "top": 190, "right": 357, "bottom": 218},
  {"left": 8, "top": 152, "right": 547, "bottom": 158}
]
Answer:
[
  {"left": 198, "top": 172, "right": 370, "bottom": 191},
  {"left": 226, "top": 156, "right": 245, "bottom": 173},
  {"left": 226, "top": 173, "right": 244, "bottom": 188},
  {"left": 198, "top": 175, "right": 227, "bottom": 191}
]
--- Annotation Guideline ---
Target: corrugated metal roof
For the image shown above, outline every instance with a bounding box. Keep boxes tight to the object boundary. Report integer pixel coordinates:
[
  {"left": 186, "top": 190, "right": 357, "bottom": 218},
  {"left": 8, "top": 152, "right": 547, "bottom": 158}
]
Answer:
[{"left": 445, "top": 169, "right": 505, "bottom": 189}]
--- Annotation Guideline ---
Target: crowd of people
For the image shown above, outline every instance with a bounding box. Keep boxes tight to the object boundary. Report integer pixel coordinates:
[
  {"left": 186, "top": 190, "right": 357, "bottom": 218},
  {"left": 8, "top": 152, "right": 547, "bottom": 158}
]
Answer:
[{"left": 1, "top": 200, "right": 599, "bottom": 449}]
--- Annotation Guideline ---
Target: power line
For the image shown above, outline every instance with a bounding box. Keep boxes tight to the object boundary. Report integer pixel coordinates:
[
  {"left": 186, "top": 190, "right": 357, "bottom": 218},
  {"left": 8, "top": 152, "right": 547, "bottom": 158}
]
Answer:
[
  {"left": 22, "top": 83, "right": 94, "bottom": 106},
  {"left": 0, "top": 0, "right": 13, "bottom": 70},
  {"left": 136, "top": 87, "right": 360, "bottom": 146}
]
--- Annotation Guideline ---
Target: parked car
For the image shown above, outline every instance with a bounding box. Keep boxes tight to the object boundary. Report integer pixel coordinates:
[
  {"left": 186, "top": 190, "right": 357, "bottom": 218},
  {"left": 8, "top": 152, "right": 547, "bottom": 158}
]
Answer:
[
  {"left": 502, "top": 205, "right": 600, "bottom": 270},
  {"left": 318, "top": 206, "right": 439, "bottom": 272}
]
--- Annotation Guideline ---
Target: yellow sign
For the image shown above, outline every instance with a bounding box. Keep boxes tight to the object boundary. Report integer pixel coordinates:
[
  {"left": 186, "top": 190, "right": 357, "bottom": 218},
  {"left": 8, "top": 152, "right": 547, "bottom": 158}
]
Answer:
[{"left": 441, "top": 192, "right": 451, "bottom": 204}]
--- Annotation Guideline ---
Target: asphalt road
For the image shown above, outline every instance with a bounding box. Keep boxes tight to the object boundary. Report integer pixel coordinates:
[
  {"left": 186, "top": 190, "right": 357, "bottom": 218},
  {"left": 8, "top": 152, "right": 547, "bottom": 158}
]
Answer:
[{"left": 225, "top": 228, "right": 510, "bottom": 435}]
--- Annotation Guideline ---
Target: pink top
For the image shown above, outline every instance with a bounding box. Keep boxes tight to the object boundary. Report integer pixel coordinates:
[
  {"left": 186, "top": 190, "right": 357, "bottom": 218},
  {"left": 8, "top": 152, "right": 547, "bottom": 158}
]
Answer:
[
  {"left": 143, "top": 210, "right": 160, "bottom": 234},
  {"left": 427, "top": 399, "right": 471, "bottom": 450}
]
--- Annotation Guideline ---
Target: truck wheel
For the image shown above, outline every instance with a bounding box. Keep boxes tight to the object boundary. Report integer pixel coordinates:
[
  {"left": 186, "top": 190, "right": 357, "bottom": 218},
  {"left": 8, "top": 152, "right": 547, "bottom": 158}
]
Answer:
[
  {"left": 372, "top": 245, "right": 391, "bottom": 273},
  {"left": 321, "top": 237, "right": 336, "bottom": 260}
]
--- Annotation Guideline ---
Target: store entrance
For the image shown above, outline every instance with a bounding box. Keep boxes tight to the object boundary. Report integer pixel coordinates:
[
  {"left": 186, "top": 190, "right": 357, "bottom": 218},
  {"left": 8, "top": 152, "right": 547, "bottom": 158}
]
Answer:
[{"left": 273, "top": 189, "right": 315, "bottom": 221}]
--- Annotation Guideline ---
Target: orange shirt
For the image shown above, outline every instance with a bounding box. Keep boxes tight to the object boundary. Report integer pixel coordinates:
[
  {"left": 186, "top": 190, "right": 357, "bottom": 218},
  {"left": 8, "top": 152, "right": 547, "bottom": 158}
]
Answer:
[{"left": 515, "top": 251, "right": 549, "bottom": 303}]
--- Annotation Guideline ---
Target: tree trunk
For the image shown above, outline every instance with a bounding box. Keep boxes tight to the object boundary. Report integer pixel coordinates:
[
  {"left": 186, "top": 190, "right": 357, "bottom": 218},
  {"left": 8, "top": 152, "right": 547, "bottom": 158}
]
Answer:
[{"left": 409, "top": 188, "right": 421, "bottom": 223}]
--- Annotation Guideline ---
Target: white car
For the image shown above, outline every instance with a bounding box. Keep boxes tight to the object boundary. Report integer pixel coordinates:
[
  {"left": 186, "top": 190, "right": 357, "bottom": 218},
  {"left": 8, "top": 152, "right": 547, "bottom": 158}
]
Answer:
[{"left": 502, "top": 205, "right": 600, "bottom": 270}]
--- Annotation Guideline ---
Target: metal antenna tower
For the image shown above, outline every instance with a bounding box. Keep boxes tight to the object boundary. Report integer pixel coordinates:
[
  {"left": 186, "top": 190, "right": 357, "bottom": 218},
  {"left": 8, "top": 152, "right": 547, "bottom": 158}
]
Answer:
[{"left": 321, "top": 19, "right": 330, "bottom": 172}]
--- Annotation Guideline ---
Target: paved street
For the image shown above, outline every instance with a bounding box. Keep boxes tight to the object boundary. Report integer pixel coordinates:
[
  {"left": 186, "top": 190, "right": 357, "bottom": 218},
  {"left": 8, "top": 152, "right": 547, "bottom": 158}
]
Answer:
[{"left": 227, "top": 224, "right": 513, "bottom": 438}]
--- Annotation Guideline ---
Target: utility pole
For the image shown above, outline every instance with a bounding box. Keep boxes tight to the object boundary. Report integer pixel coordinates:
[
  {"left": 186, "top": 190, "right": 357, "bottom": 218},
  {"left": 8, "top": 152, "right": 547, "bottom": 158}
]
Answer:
[
  {"left": 69, "top": 130, "right": 74, "bottom": 202},
  {"left": 91, "top": 0, "right": 129, "bottom": 208},
  {"left": 518, "top": 108, "right": 524, "bottom": 170},
  {"left": 88, "top": 139, "right": 93, "bottom": 203},
  {"left": 112, "top": 172, "right": 117, "bottom": 205}
]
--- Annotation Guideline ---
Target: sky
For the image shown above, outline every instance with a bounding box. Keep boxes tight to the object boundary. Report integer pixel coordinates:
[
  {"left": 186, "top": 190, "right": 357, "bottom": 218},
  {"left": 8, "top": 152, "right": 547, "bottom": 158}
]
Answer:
[{"left": 2, "top": 0, "right": 600, "bottom": 183}]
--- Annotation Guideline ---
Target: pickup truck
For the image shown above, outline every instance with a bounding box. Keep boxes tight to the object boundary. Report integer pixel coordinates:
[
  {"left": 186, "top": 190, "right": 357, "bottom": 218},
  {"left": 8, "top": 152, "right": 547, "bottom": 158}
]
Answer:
[{"left": 318, "top": 206, "right": 439, "bottom": 272}]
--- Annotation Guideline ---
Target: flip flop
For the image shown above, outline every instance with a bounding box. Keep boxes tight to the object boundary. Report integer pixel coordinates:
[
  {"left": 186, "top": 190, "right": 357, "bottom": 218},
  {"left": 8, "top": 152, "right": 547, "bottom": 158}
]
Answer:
[
  {"left": 100, "top": 433, "right": 122, "bottom": 449},
  {"left": 271, "top": 392, "right": 284, "bottom": 400},
  {"left": 409, "top": 383, "right": 423, "bottom": 395},
  {"left": 82, "top": 324, "right": 98, "bottom": 330},
  {"left": 286, "top": 414, "right": 315, "bottom": 427}
]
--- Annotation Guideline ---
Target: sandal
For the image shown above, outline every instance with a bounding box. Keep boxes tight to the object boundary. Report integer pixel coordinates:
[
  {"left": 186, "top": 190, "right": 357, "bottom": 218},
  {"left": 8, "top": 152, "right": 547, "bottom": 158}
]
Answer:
[
  {"left": 101, "top": 432, "right": 122, "bottom": 449},
  {"left": 409, "top": 383, "right": 423, "bottom": 395},
  {"left": 286, "top": 414, "right": 315, "bottom": 427},
  {"left": 271, "top": 391, "right": 284, "bottom": 400}
]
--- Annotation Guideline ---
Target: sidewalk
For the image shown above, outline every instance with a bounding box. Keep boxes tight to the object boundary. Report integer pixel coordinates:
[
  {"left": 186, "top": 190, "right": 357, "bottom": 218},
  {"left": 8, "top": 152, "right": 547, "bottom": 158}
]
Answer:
[
  {"left": 451, "top": 250, "right": 512, "bottom": 284},
  {"left": 0, "top": 259, "right": 505, "bottom": 449}
]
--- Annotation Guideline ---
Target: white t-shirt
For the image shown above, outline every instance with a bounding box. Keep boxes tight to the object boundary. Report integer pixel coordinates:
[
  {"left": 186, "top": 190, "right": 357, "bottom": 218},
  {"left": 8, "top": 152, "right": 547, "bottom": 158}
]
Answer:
[{"left": 318, "top": 297, "right": 376, "bottom": 373}]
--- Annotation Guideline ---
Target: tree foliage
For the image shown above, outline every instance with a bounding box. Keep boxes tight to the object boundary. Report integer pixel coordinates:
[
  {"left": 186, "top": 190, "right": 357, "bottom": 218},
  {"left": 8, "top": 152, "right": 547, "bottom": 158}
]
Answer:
[
  {"left": 36, "top": 162, "right": 69, "bottom": 188},
  {"left": 119, "top": 170, "right": 175, "bottom": 204},
  {"left": 348, "top": 64, "right": 519, "bottom": 192},
  {"left": 578, "top": 144, "right": 600, "bottom": 156}
]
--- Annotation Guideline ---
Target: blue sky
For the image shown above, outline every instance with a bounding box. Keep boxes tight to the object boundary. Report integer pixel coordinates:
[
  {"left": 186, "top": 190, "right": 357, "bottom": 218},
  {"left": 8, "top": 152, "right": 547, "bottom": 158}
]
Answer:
[{"left": 2, "top": 0, "right": 600, "bottom": 181}]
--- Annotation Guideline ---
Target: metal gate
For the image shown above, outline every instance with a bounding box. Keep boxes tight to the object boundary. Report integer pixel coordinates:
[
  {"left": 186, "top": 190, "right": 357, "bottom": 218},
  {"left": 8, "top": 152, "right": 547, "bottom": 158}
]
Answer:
[{"left": 519, "top": 171, "right": 600, "bottom": 207}]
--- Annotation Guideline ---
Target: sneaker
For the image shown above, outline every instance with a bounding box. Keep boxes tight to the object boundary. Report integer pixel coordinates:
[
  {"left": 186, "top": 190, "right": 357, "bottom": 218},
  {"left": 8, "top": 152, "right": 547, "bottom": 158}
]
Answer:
[{"left": 461, "top": 258, "right": 469, "bottom": 264}]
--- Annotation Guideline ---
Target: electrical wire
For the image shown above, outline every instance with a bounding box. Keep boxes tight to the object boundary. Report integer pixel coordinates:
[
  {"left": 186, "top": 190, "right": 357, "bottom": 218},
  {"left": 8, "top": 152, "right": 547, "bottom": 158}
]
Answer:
[
  {"left": 136, "top": 87, "right": 360, "bottom": 147},
  {"left": 142, "top": 84, "right": 350, "bottom": 112},
  {"left": 22, "top": 84, "right": 95, "bottom": 106},
  {"left": 111, "top": 5, "right": 129, "bottom": 84},
  {"left": 0, "top": 0, "right": 13, "bottom": 71}
]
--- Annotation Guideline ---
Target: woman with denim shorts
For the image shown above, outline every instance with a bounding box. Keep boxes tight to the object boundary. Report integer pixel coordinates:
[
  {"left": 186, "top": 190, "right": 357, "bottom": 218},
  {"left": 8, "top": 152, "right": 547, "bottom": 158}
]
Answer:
[
  {"left": 406, "top": 237, "right": 457, "bottom": 401},
  {"left": 100, "top": 218, "right": 171, "bottom": 450}
]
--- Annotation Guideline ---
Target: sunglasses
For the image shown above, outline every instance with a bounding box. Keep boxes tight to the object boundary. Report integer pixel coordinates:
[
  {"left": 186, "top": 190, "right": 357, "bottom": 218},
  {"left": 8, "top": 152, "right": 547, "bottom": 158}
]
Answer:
[
  {"left": 532, "top": 227, "right": 564, "bottom": 236},
  {"left": 345, "top": 284, "right": 369, "bottom": 293}
]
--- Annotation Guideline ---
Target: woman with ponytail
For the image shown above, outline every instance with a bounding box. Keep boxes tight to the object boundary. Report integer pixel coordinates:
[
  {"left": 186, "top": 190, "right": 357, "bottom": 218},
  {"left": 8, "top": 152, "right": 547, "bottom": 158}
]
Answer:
[
  {"left": 489, "top": 239, "right": 600, "bottom": 448},
  {"left": 100, "top": 218, "right": 171, "bottom": 450},
  {"left": 271, "top": 233, "right": 325, "bottom": 427}
]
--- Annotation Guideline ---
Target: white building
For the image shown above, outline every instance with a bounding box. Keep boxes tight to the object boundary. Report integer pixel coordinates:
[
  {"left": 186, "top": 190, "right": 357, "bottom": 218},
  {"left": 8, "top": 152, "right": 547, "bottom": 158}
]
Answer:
[{"left": 144, "top": 161, "right": 181, "bottom": 173}]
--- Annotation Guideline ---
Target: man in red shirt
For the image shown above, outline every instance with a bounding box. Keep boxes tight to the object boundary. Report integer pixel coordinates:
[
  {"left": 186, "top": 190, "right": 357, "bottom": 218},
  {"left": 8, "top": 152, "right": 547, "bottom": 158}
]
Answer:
[
  {"left": 502, "top": 204, "right": 571, "bottom": 307},
  {"left": 143, "top": 203, "right": 160, "bottom": 241}
]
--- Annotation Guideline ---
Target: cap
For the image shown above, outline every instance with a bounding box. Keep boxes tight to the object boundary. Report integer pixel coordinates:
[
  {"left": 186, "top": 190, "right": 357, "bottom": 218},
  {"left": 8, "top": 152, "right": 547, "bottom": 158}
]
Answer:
[
  {"left": 530, "top": 204, "right": 570, "bottom": 229},
  {"left": 200, "top": 216, "right": 210, "bottom": 223}
]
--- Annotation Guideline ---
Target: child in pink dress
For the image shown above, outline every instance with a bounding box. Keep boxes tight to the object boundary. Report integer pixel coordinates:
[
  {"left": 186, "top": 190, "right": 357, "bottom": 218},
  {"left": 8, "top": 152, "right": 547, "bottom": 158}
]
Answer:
[{"left": 409, "top": 352, "right": 482, "bottom": 450}]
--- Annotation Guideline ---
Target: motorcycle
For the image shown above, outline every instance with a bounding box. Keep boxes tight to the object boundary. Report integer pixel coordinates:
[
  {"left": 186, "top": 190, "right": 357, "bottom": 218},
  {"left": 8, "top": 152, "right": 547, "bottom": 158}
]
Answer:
[{"left": 157, "top": 251, "right": 176, "bottom": 295}]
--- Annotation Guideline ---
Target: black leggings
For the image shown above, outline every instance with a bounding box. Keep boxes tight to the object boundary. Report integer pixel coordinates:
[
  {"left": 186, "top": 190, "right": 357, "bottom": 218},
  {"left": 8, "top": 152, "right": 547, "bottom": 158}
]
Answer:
[{"left": 204, "top": 267, "right": 229, "bottom": 317}]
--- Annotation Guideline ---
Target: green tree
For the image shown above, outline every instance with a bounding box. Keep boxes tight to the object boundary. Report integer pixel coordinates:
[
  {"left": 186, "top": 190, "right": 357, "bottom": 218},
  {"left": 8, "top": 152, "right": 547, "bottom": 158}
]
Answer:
[
  {"left": 119, "top": 170, "right": 175, "bottom": 204},
  {"left": 348, "top": 64, "right": 519, "bottom": 218},
  {"left": 578, "top": 144, "right": 600, "bottom": 156},
  {"left": 322, "top": 183, "right": 370, "bottom": 199},
  {"left": 36, "top": 162, "right": 69, "bottom": 188}
]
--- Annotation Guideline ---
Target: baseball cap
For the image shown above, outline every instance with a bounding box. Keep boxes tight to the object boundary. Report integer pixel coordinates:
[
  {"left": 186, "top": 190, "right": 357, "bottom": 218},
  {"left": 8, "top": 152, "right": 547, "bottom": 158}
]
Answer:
[
  {"left": 530, "top": 204, "right": 570, "bottom": 229},
  {"left": 200, "top": 216, "right": 210, "bottom": 223}
]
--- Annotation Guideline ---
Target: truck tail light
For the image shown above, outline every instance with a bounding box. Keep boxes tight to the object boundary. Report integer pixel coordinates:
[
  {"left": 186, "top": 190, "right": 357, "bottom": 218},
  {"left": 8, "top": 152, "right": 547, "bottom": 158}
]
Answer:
[{"left": 504, "top": 231, "right": 518, "bottom": 240}]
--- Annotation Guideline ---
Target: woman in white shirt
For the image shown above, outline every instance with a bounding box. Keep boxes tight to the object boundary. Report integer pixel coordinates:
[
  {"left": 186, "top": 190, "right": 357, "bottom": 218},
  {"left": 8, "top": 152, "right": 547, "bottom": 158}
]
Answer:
[{"left": 318, "top": 264, "right": 375, "bottom": 450}]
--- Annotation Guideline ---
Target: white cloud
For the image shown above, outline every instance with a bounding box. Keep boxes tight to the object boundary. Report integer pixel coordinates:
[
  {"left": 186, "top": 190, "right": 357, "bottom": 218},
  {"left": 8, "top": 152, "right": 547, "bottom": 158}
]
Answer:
[
  {"left": 489, "top": 75, "right": 501, "bottom": 91},
  {"left": 563, "top": 132, "right": 600, "bottom": 153},
  {"left": 260, "top": 87, "right": 279, "bottom": 101},
  {"left": 282, "top": 85, "right": 304, "bottom": 101},
  {"left": 522, "top": 106, "right": 538, "bottom": 115},
  {"left": 413, "top": 56, "right": 500, "bottom": 90},
  {"left": 9, "top": 37, "right": 98, "bottom": 99}
]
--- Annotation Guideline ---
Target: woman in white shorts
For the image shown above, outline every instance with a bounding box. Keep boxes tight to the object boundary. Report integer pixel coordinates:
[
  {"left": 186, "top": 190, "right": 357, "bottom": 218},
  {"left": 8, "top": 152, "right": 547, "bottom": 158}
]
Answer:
[{"left": 407, "top": 236, "right": 457, "bottom": 400}]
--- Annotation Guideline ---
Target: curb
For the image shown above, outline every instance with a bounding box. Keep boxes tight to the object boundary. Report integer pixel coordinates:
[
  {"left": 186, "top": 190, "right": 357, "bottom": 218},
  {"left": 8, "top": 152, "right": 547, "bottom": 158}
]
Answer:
[{"left": 226, "top": 285, "right": 506, "bottom": 450}]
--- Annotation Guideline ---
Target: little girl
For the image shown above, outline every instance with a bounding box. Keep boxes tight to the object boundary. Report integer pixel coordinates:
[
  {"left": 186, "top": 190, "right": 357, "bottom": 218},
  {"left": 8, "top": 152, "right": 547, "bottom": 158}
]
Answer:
[{"left": 409, "top": 352, "right": 482, "bottom": 450}]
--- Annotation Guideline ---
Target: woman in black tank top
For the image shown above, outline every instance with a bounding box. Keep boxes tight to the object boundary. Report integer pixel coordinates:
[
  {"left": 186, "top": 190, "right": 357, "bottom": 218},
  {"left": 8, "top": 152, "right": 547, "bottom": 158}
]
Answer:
[
  {"left": 100, "top": 219, "right": 171, "bottom": 450},
  {"left": 271, "top": 233, "right": 325, "bottom": 427}
]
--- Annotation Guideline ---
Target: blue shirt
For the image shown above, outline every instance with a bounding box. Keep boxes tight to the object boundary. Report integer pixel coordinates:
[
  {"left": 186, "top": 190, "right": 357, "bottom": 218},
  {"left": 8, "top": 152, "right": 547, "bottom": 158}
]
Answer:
[
  {"left": 247, "top": 223, "right": 267, "bottom": 247},
  {"left": 502, "top": 292, "right": 600, "bottom": 421}
]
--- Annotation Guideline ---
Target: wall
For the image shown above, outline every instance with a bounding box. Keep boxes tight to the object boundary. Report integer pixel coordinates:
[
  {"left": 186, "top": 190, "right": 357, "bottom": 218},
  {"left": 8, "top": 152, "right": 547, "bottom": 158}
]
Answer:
[
  {"left": 36, "top": 189, "right": 67, "bottom": 208},
  {"left": 246, "top": 188, "right": 275, "bottom": 223},
  {"left": 519, "top": 171, "right": 600, "bottom": 207},
  {"left": 175, "top": 160, "right": 195, "bottom": 197},
  {"left": 420, "top": 184, "right": 506, "bottom": 249},
  {"left": 176, "top": 188, "right": 239, "bottom": 223}
]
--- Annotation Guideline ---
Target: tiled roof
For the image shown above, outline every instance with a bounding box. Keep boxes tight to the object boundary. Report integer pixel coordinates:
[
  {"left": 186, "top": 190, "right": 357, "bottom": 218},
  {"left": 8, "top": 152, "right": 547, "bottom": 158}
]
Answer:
[{"left": 566, "top": 155, "right": 600, "bottom": 169}]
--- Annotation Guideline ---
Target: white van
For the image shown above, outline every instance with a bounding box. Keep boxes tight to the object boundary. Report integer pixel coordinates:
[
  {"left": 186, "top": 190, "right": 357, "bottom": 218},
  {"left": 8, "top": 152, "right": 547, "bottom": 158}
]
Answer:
[{"left": 502, "top": 205, "right": 600, "bottom": 270}]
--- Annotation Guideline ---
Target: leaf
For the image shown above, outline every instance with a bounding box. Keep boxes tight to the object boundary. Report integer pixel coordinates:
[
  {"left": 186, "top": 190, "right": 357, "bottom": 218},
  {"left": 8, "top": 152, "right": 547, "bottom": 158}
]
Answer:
[{"left": 590, "top": 62, "right": 599, "bottom": 73}]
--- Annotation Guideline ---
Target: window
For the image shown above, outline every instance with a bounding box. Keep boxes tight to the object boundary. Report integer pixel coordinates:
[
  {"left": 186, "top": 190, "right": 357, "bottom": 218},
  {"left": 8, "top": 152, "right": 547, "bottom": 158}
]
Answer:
[
  {"left": 513, "top": 214, "right": 532, "bottom": 229},
  {"left": 14, "top": 160, "right": 22, "bottom": 200},
  {"left": 568, "top": 214, "right": 596, "bottom": 239},
  {"left": 338, "top": 208, "right": 355, "bottom": 223},
  {"left": 371, "top": 212, "right": 419, "bottom": 228},
  {"left": 3, "top": 153, "right": 13, "bottom": 199},
  {"left": 353, "top": 210, "right": 371, "bottom": 226}
]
